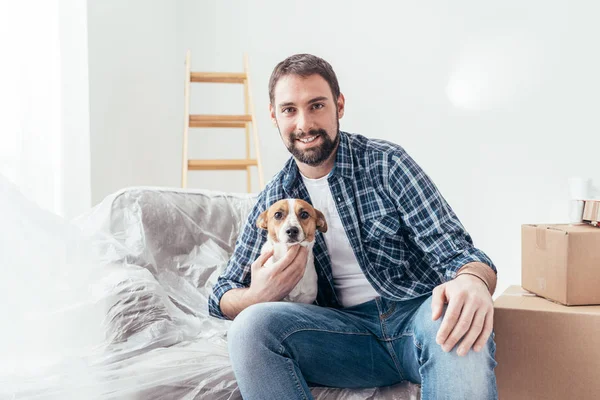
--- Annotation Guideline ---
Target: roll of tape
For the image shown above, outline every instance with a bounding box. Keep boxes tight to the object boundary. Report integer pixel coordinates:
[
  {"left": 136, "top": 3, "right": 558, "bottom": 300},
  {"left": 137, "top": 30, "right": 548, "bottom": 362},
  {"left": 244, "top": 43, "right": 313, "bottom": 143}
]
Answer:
[{"left": 568, "top": 200, "right": 585, "bottom": 223}]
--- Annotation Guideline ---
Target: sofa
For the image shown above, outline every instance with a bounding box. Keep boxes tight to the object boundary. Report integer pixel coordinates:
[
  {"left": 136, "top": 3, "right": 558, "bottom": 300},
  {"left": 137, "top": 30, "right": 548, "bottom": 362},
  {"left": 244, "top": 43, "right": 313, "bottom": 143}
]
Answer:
[{"left": 74, "top": 186, "right": 422, "bottom": 399}]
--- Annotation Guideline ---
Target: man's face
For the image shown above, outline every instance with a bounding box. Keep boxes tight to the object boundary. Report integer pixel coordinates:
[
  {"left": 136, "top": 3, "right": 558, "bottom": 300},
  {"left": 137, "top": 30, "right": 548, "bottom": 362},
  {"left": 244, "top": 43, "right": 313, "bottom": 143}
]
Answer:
[{"left": 269, "top": 74, "right": 345, "bottom": 166}]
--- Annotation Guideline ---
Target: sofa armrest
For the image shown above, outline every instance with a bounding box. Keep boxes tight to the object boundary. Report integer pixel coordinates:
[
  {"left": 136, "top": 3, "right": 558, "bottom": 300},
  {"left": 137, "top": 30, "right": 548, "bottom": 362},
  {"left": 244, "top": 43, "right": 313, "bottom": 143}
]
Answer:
[{"left": 82, "top": 186, "right": 257, "bottom": 276}]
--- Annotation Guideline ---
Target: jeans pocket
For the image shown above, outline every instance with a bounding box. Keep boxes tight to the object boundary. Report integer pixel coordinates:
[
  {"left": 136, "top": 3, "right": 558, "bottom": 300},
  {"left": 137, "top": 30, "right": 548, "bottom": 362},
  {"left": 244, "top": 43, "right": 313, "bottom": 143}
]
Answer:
[{"left": 379, "top": 297, "right": 397, "bottom": 320}]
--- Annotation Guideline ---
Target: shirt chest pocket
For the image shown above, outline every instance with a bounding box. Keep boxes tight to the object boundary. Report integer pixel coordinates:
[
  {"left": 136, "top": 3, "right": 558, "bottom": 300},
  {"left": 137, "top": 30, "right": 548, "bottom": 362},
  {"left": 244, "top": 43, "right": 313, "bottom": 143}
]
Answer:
[{"left": 361, "top": 213, "right": 401, "bottom": 242}]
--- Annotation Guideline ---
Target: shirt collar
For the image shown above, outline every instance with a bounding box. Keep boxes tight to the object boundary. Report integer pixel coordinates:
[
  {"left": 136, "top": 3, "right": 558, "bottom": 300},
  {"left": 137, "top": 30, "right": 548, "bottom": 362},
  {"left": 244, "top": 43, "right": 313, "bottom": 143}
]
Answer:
[
  {"left": 330, "top": 131, "right": 355, "bottom": 180},
  {"left": 282, "top": 131, "right": 355, "bottom": 193}
]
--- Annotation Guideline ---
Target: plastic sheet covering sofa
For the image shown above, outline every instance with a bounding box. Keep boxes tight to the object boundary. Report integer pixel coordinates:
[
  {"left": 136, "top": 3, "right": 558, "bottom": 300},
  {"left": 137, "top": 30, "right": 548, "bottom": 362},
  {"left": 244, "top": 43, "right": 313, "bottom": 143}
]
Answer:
[{"left": 0, "top": 179, "right": 421, "bottom": 399}]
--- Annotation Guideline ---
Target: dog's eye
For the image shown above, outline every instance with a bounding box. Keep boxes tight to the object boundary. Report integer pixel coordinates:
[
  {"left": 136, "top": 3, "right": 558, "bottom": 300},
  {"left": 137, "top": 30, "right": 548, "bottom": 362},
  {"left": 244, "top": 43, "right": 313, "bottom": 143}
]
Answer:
[
  {"left": 274, "top": 212, "right": 283, "bottom": 220},
  {"left": 300, "top": 211, "right": 309, "bottom": 219}
]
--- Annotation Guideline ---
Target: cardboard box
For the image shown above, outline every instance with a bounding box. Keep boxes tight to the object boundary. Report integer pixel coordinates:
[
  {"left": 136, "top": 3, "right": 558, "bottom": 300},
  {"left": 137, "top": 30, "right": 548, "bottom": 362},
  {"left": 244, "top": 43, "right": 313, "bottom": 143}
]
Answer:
[
  {"left": 583, "top": 200, "right": 600, "bottom": 226},
  {"left": 521, "top": 223, "right": 600, "bottom": 305},
  {"left": 494, "top": 286, "right": 600, "bottom": 400}
]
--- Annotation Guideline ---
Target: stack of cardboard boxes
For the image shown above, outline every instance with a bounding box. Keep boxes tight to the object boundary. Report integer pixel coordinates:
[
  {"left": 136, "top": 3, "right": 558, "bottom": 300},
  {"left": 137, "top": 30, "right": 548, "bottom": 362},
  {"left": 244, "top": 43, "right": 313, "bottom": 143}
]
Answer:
[{"left": 493, "top": 200, "right": 600, "bottom": 399}]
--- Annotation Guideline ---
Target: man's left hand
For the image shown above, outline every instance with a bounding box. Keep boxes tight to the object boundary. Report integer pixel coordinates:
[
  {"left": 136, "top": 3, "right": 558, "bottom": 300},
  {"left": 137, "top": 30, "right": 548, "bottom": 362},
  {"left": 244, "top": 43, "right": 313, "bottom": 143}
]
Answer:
[{"left": 431, "top": 274, "right": 494, "bottom": 357}]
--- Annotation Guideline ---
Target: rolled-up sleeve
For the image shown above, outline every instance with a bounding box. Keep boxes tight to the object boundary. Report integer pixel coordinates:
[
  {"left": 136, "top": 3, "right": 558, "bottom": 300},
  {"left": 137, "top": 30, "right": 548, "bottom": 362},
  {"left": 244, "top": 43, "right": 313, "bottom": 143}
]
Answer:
[
  {"left": 208, "top": 194, "right": 267, "bottom": 320},
  {"left": 386, "top": 148, "right": 497, "bottom": 283}
]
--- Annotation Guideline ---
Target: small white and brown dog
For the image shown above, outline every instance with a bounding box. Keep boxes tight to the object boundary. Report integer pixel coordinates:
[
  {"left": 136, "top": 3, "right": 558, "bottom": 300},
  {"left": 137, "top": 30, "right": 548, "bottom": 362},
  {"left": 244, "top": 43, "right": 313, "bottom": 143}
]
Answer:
[{"left": 256, "top": 199, "right": 327, "bottom": 304}]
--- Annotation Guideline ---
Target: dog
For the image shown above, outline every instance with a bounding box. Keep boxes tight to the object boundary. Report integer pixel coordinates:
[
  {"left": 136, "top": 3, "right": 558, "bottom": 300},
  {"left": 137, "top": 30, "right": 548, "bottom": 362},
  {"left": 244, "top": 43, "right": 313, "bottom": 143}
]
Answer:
[{"left": 256, "top": 199, "right": 327, "bottom": 304}]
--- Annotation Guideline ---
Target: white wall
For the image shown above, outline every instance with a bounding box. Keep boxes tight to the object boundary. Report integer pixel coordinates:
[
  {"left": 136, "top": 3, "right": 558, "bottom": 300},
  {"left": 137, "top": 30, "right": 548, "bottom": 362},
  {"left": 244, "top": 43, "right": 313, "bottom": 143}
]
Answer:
[
  {"left": 87, "top": 0, "right": 181, "bottom": 206},
  {"left": 88, "top": 0, "right": 600, "bottom": 298}
]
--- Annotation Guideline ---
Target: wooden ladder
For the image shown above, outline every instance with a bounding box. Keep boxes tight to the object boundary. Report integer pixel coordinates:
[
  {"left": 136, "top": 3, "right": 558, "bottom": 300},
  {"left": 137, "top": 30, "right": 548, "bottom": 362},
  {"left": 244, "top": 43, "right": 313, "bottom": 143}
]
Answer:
[{"left": 181, "top": 50, "right": 265, "bottom": 192}]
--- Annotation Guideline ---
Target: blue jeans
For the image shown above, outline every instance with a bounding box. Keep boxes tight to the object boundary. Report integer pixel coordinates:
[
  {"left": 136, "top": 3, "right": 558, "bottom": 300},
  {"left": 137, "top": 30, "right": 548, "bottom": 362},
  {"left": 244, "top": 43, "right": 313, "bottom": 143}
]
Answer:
[{"left": 227, "top": 294, "right": 498, "bottom": 400}]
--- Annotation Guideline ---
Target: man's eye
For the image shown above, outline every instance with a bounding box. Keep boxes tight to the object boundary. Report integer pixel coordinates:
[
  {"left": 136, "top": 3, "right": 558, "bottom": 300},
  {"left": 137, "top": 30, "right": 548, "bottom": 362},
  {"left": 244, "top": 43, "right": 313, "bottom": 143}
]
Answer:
[
  {"left": 300, "top": 211, "right": 309, "bottom": 219},
  {"left": 312, "top": 103, "right": 324, "bottom": 110},
  {"left": 274, "top": 212, "right": 283, "bottom": 220},
  {"left": 282, "top": 107, "right": 295, "bottom": 114}
]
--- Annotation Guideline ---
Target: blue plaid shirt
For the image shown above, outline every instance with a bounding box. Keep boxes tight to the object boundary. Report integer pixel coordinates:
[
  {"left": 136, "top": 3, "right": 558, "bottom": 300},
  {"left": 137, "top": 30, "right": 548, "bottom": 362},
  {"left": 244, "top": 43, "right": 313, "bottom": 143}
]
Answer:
[{"left": 208, "top": 131, "right": 496, "bottom": 320}]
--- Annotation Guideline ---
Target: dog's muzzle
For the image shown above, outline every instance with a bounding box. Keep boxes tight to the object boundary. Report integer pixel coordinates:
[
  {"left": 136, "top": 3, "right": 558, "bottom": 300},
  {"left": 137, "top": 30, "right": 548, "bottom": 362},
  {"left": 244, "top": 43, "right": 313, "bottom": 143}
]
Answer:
[{"left": 286, "top": 226, "right": 299, "bottom": 240}]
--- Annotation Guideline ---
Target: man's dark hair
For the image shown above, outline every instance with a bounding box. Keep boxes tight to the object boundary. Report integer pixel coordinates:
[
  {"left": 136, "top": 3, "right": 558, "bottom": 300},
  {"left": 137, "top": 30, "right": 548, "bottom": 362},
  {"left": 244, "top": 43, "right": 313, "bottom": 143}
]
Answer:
[{"left": 268, "top": 54, "right": 340, "bottom": 105}]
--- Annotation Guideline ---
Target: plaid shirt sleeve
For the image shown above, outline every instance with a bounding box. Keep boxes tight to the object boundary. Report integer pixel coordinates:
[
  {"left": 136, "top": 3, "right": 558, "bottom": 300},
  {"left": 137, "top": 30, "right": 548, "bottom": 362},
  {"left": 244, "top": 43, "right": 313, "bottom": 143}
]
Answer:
[
  {"left": 208, "top": 192, "right": 268, "bottom": 320},
  {"left": 387, "top": 148, "right": 497, "bottom": 282}
]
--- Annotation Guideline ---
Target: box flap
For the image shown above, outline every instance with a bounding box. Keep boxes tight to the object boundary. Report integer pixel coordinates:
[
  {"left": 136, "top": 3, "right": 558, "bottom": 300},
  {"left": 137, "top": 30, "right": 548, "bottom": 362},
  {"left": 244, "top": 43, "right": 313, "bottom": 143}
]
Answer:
[
  {"left": 523, "top": 223, "right": 599, "bottom": 234},
  {"left": 495, "top": 286, "right": 600, "bottom": 314}
]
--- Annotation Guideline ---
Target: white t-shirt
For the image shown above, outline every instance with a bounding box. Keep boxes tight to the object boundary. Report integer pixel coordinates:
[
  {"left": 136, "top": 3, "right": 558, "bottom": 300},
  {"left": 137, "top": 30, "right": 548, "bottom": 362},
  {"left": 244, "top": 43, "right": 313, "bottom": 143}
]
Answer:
[{"left": 301, "top": 172, "right": 380, "bottom": 308}]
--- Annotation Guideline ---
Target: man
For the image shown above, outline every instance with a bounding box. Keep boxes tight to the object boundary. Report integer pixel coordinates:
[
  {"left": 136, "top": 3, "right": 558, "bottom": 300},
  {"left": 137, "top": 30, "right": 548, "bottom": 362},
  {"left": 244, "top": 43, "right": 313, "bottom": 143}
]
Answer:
[{"left": 209, "top": 53, "right": 498, "bottom": 400}]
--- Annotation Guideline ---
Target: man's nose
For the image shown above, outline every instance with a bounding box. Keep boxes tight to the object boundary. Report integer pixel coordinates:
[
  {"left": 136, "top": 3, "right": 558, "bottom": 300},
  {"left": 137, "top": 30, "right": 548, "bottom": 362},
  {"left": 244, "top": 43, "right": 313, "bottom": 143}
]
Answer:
[
  {"left": 286, "top": 226, "right": 299, "bottom": 237},
  {"left": 296, "top": 111, "right": 313, "bottom": 133}
]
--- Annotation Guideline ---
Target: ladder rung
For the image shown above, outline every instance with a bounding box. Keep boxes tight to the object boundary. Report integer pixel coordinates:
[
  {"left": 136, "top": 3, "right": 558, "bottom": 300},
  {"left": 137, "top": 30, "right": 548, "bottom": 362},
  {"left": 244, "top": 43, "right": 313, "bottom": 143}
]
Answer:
[
  {"left": 190, "top": 72, "right": 247, "bottom": 84},
  {"left": 189, "top": 114, "right": 252, "bottom": 128},
  {"left": 188, "top": 159, "right": 258, "bottom": 171}
]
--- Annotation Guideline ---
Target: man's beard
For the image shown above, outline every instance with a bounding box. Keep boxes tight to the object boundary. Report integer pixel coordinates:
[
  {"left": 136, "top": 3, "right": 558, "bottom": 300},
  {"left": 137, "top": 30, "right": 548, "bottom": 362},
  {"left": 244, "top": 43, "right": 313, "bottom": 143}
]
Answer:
[{"left": 284, "top": 122, "right": 340, "bottom": 166}]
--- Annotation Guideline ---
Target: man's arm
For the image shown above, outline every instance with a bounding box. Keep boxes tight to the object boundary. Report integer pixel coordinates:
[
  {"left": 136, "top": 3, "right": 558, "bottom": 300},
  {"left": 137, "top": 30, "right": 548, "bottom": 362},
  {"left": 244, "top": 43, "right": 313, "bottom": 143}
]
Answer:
[
  {"left": 385, "top": 148, "right": 497, "bottom": 289},
  {"left": 219, "top": 250, "right": 270, "bottom": 320},
  {"left": 456, "top": 262, "right": 497, "bottom": 295},
  {"left": 208, "top": 194, "right": 267, "bottom": 320},
  {"left": 385, "top": 147, "right": 497, "bottom": 356},
  {"left": 220, "top": 288, "right": 258, "bottom": 320},
  {"left": 219, "top": 245, "right": 308, "bottom": 319},
  {"left": 431, "top": 273, "right": 494, "bottom": 357}
]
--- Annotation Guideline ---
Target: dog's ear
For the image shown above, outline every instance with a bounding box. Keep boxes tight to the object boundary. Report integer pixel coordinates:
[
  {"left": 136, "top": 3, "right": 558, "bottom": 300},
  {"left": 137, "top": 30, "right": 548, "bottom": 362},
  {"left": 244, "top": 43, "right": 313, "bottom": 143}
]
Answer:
[
  {"left": 315, "top": 209, "right": 328, "bottom": 233},
  {"left": 256, "top": 210, "right": 269, "bottom": 230}
]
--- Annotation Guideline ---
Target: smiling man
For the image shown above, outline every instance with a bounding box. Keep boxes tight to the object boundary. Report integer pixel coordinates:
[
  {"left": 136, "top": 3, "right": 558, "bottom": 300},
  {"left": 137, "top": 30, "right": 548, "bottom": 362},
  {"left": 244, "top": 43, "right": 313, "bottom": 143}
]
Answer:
[{"left": 209, "top": 54, "right": 498, "bottom": 400}]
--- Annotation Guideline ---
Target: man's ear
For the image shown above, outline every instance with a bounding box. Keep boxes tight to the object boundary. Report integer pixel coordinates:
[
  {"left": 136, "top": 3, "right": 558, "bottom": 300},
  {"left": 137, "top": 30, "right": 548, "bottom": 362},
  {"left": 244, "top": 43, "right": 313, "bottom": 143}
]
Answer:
[
  {"left": 315, "top": 209, "right": 328, "bottom": 233},
  {"left": 256, "top": 210, "right": 269, "bottom": 230},
  {"left": 269, "top": 103, "right": 277, "bottom": 127},
  {"left": 337, "top": 93, "right": 345, "bottom": 119}
]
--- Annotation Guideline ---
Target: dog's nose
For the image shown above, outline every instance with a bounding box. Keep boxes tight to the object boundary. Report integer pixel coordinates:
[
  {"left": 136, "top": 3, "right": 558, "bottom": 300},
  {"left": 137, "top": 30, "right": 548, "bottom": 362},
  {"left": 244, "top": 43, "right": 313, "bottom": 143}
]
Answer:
[{"left": 286, "top": 226, "right": 299, "bottom": 237}]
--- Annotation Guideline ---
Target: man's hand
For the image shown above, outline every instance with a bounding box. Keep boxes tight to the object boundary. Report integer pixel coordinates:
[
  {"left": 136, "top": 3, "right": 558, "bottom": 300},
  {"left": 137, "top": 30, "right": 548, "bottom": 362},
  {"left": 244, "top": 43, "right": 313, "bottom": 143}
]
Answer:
[
  {"left": 220, "top": 245, "right": 309, "bottom": 320},
  {"left": 247, "top": 245, "right": 309, "bottom": 303},
  {"left": 431, "top": 274, "right": 494, "bottom": 357}
]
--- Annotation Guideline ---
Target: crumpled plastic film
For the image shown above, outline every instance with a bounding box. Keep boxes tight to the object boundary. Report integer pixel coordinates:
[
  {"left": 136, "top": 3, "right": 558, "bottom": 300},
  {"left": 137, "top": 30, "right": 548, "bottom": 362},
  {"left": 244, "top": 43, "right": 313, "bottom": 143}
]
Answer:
[{"left": 0, "top": 178, "right": 420, "bottom": 399}]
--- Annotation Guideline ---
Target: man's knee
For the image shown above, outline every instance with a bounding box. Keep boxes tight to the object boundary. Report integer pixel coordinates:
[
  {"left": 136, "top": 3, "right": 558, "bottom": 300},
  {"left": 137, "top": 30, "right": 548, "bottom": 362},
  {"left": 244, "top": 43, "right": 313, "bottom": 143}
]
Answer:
[
  {"left": 412, "top": 296, "right": 498, "bottom": 396},
  {"left": 229, "top": 303, "right": 273, "bottom": 346},
  {"left": 427, "top": 332, "right": 497, "bottom": 369},
  {"left": 411, "top": 295, "right": 444, "bottom": 346},
  {"left": 227, "top": 302, "right": 299, "bottom": 356},
  {"left": 412, "top": 295, "right": 497, "bottom": 370}
]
